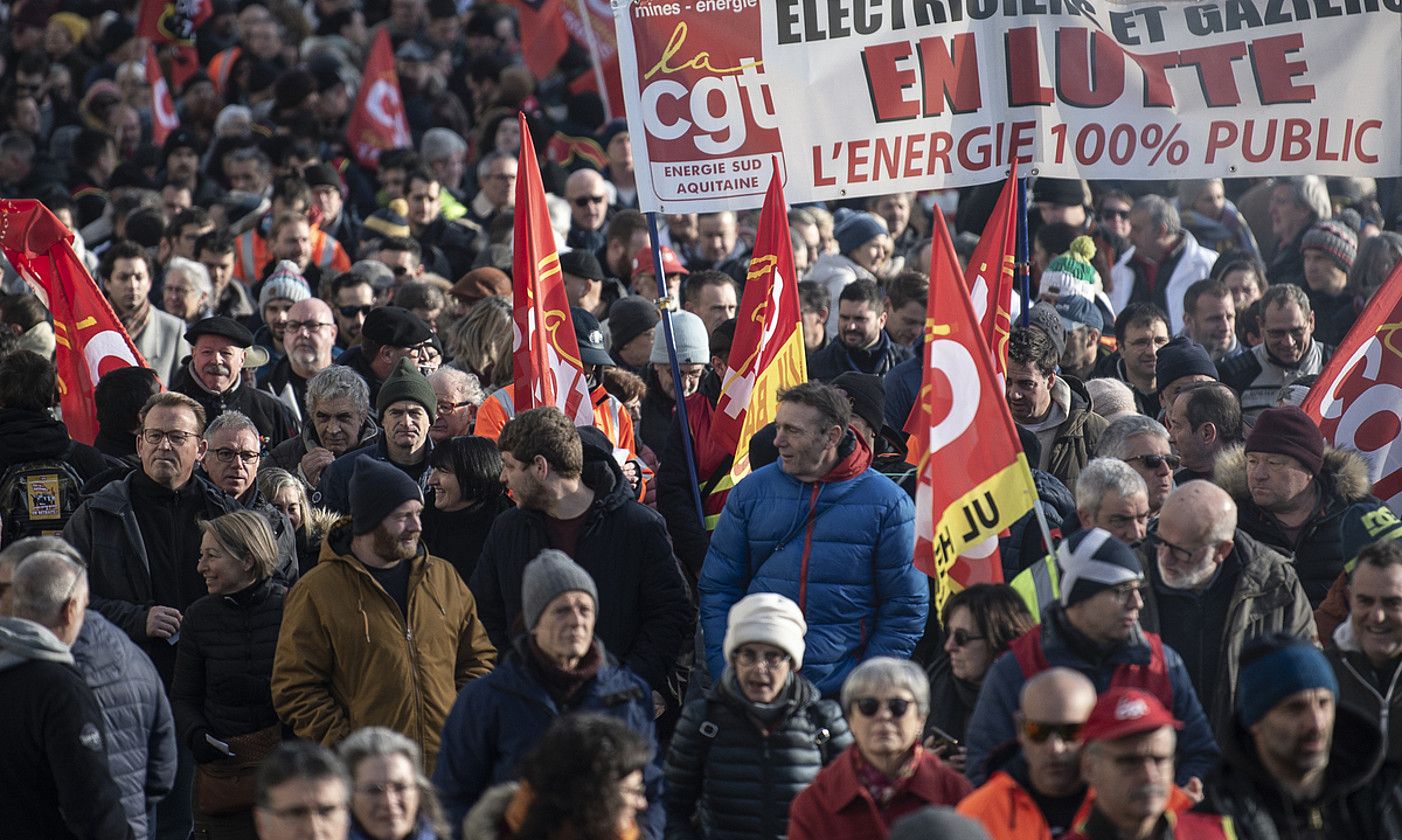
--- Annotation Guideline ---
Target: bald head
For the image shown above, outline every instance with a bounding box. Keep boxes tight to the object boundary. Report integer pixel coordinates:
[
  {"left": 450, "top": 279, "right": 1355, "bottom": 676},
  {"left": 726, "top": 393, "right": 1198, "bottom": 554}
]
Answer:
[
  {"left": 566, "top": 169, "right": 608, "bottom": 230},
  {"left": 1161, "top": 479, "right": 1237, "bottom": 544},
  {"left": 285, "top": 297, "right": 337, "bottom": 376},
  {"left": 1021, "top": 667, "right": 1098, "bottom": 721}
]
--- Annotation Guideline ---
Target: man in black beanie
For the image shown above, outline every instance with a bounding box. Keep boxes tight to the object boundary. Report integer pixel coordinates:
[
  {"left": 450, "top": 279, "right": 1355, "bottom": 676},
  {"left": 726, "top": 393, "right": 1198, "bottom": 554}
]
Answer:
[
  {"left": 965, "top": 529, "right": 1219, "bottom": 789},
  {"left": 1154, "top": 337, "right": 1218, "bottom": 420},
  {"left": 272, "top": 457, "right": 495, "bottom": 773}
]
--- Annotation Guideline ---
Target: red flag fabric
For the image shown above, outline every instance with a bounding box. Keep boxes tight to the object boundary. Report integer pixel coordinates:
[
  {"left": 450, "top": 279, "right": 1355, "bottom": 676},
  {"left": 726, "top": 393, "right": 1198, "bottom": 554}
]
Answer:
[
  {"left": 710, "top": 159, "right": 807, "bottom": 482},
  {"left": 0, "top": 200, "right": 147, "bottom": 445},
  {"left": 510, "top": 0, "right": 571, "bottom": 83},
  {"left": 512, "top": 114, "right": 593, "bottom": 425},
  {"left": 1302, "top": 261, "right": 1402, "bottom": 514},
  {"left": 906, "top": 213, "right": 1038, "bottom": 613},
  {"left": 147, "top": 45, "right": 180, "bottom": 148},
  {"left": 963, "top": 163, "right": 1019, "bottom": 374},
  {"left": 344, "top": 30, "right": 412, "bottom": 169},
  {"left": 563, "top": 0, "right": 625, "bottom": 119},
  {"left": 137, "top": 0, "right": 211, "bottom": 44}
]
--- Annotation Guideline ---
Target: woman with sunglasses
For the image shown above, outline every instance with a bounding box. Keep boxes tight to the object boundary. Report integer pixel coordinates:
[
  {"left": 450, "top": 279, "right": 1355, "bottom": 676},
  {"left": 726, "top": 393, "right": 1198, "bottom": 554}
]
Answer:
[
  {"left": 665, "top": 593, "right": 851, "bottom": 839},
  {"left": 789, "top": 657, "right": 972, "bottom": 839},
  {"left": 927, "top": 584, "right": 1034, "bottom": 773}
]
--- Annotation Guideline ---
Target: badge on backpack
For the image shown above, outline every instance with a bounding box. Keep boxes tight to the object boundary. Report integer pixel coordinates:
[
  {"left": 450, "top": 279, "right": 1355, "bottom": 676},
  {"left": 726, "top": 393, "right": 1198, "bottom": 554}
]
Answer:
[{"left": 25, "top": 473, "right": 62, "bottom": 520}]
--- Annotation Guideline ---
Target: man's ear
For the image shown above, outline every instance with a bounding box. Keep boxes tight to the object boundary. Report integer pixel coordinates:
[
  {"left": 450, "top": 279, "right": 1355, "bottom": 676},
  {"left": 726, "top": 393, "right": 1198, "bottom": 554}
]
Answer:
[{"left": 826, "top": 424, "right": 844, "bottom": 448}]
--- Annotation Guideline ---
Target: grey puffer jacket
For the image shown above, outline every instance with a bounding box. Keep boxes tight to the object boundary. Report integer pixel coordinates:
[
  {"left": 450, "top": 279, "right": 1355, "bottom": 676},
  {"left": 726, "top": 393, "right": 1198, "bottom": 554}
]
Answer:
[
  {"left": 70, "top": 611, "right": 177, "bottom": 840},
  {"left": 664, "top": 671, "right": 852, "bottom": 840}
]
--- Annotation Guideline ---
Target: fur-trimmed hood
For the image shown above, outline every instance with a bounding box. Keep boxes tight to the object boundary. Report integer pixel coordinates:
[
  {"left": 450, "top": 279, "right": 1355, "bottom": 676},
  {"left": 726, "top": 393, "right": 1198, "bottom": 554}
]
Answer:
[
  {"left": 1213, "top": 444, "right": 1373, "bottom": 508},
  {"left": 461, "top": 782, "right": 518, "bottom": 840}
]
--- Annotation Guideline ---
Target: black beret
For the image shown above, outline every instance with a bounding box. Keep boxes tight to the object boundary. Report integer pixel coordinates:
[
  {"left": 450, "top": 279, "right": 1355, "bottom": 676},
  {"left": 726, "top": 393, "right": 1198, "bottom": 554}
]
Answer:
[
  {"left": 559, "top": 249, "right": 605, "bottom": 283},
  {"left": 362, "top": 306, "right": 432, "bottom": 348},
  {"left": 184, "top": 315, "right": 254, "bottom": 347}
]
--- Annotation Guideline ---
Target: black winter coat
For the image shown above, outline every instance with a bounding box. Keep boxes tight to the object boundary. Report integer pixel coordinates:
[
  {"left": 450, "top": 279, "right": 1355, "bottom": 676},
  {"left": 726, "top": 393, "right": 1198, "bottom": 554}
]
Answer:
[
  {"left": 170, "top": 577, "right": 287, "bottom": 763},
  {"left": 421, "top": 492, "right": 514, "bottom": 585},
  {"left": 471, "top": 444, "right": 694, "bottom": 692},
  {"left": 664, "top": 673, "right": 851, "bottom": 840},
  {"left": 170, "top": 362, "right": 298, "bottom": 449}
]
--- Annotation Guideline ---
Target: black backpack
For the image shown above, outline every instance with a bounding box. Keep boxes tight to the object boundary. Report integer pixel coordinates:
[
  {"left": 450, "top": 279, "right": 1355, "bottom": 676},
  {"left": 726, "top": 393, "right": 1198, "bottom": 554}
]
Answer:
[{"left": 0, "top": 457, "right": 85, "bottom": 544}]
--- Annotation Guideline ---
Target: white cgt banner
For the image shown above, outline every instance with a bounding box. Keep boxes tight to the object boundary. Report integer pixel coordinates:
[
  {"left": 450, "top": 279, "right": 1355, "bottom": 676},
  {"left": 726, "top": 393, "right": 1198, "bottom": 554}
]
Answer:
[{"left": 612, "top": 0, "right": 1402, "bottom": 212}]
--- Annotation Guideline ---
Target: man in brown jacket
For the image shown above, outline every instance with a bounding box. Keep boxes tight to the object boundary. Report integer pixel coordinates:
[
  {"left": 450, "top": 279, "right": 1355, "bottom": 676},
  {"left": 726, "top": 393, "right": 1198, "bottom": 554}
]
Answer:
[{"left": 272, "top": 457, "right": 495, "bottom": 772}]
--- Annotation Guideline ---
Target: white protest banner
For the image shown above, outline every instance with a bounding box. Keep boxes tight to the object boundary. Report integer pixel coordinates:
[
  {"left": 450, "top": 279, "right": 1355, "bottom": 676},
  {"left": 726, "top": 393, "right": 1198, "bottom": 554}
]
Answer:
[{"left": 613, "top": 0, "right": 1402, "bottom": 212}]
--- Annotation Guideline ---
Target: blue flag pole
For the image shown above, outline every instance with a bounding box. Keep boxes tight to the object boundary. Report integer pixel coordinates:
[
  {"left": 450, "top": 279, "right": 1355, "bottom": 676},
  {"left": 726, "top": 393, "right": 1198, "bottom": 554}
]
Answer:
[
  {"left": 1017, "top": 176, "right": 1031, "bottom": 327},
  {"left": 646, "top": 211, "right": 706, "bottom": 529}
]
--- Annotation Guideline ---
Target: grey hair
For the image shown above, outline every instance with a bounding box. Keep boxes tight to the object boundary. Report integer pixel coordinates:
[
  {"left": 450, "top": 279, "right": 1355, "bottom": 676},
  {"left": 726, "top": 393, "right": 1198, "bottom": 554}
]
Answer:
[
  {"left": 1132, "top": 194, "right": 1180, "bottom": 237},
  {"left": 1075, "top": 458, "right": 1148, "bottom": 519},
  {"left": 165, "top": 257, "right": 212, "bottom": 298},
  {"left": 1261, "top": 282, "right": 1311, "bottom": 317},
  {"left": 338, "top": 727, "right": 449, "bottom": 837},
  {"left": 840, "top": 656, "right": 930, "bottom": 717},
  {"left": 1278, "top": 175, "right": 1333, "bottom": 222},
  {"left": 256, "top": 467, "right": 315, "bottom": 543},
  {"left": 204, "top": 409, "right": 259, "bottom": 443},
  {"left": 476, "top": 149, "right": 515, "bottom": 180},
  {"left": 428, "top": 366, "right": 485, "bottom": 407},
  {"left": 0, "top": 536, "right": 83, "bottom": 575},
  {"left": 1176, "top": 179, "right": 1222, "bottom": 212},
  {"left": 1084, "top": 378, "right": 1137, "bottom": 420},
  {"left": 1097, "top": 415, "right": 1170, "bottom": 461},
  {"left": 305, "top": 365, "right": 371, "bottom": 417},
  {"left": 11, "top": 552, "right": 86, "bottom": 625},
  {"left": 420, "top": 128, "right": 467, "bottom": 164}
]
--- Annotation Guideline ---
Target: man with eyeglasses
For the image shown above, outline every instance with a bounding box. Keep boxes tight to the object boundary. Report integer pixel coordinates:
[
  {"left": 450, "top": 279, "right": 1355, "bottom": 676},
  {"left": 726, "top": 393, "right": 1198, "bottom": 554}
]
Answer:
[
  {"left": 1225, "top": 406, "right": 1372, "bottom": 609},
  {"left": 1219, "top": 284, "right": 1334, "bottom": 424},
  {"left": 172, "top": 316, "right": 299, "bottom": 449},
  {"left": 436, "top": 550, "right": 662, "bottom": 836},
  {"left": 965, "top": 528, "right": 1219, "bottom": 790},
  {"left": 253, "top": 742, "right": 352, "bottom": 840},
  {"left": 197, "top": 411, "right": 299, "bottom": 576},
  {"left": 1090, "top": 302, "right": 1172, "bottom": 419},
  {"left": 959, "top": 667, "right": 1098, "bottom": 840},
  {"left": 261, "top": 298, "right": 339, "bottom": 424},
  {"left": 427, "top": 367, "right": 483, "bottom": 444},
  {"left": 1106, "top": 195, "right": 1218, "bottom": 336},
  {"left": 565, "top": 168, "right": 612, "bottom": 253},
  {"left": 333, "top": 305, "right": 434, "bottom": 407},
  {"left": 1098, "top": 415, "right": 1177, "bottom": 516},
  {"left": 1138, "top": 481, "right": 1314, "bottom": 738}
]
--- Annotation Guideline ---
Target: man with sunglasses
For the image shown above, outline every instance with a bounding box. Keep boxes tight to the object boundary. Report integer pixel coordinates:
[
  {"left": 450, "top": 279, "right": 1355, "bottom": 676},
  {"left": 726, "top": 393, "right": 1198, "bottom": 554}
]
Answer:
[
  {"left": 965, "top": 529, "right": 1218, "bottom": 791},
  {"left": 331, "top": 271, "right": 377, "bottom": 350},
  {"left": 1138, "top": 482, "right": 1315, "bottom": 738},
  {"left": 959, "top": 667, "right": 1098, "bottom": 840},
  {"left": 1099, "top": 415, "right": 1177, "bottom": 517},
  {"left": 333, "top": 305, "right": 433, "bottom": 407},
  {"left": 565, "top": 168, "right": 612, "bottom": 253}
]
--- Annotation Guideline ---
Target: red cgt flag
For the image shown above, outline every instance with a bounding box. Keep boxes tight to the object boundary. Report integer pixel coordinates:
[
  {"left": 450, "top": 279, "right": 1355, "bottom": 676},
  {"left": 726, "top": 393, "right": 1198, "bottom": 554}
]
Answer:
[
  {"left": 512, "top": 113, "right": 593, "bottom": 425},
  {"left": 510, "top": 0, "right": 570, "bottom": 84},
  {"left": 906, "top": 214, "right": 1038, "bottom": 613},
  {"left": 146, "top": 45, "right": 180, "bottom": 148},
  {"left": 712, "top": 158, "right": 807, "bottom": 482},
  {"left": 963, "top": 162, "right": 1019, "bottom": 374},
  {"left": 1303, "top": 261, "right": 1402, "bottom": 515},
  {"left": 0, "top": 200, "right": 147, "bottom": 445},
  {"left": 344, "top": 29, "right": 412, "bottom": 169},
  {"left": 137, "top": 0, "right": 211, "bottom": 44}
]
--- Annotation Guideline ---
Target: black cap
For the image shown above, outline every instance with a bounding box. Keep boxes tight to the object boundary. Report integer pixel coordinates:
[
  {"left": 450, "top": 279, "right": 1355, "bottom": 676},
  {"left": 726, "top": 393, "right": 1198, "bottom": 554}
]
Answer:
[
  {"left": 306, "top": 54, "right": 345, "bottom": 93},
  {"left": 1027, "top": 301, "right": 1067, "bottom": 360},
  {"left": 831, "top": 372, "right": 885, "bottom": 438},
  {"left": 362, "top": 306, "right": 432, "bottom": 348},
  {"left": 184, "top": 316, "right": 254, "bottom": 348},
  {"left": 571, "top": 307, "right": 613, "bottom": 367},
  {"left": 163, "top": 128, "right": 199, "bottom": 158},
  {"left": 303, "top": 163, "right": 340, "bottom": 189},
  {"left": 559, "top": 250, "right": 605, "bottom": 283}
]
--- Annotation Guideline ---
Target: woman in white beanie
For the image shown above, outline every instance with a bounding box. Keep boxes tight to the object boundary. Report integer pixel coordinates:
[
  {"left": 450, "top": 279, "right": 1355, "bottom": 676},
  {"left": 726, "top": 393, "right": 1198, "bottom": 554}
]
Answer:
[{"left": 664, "top": 593, "right": 851, "bottom": 840}]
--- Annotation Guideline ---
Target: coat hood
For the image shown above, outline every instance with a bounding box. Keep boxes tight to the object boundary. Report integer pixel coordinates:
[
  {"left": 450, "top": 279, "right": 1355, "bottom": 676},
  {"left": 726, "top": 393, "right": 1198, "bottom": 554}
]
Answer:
[
  {"left": 0, "top": 407, "right": 73, "bottom": 464},
  {"left": 1214, "top": 444, "right": 1373, "bottom": 508},
  {"left": 0, "top": 616, "right": 73, "bottom": 672},
  {"left": 462, "top": 782, "right": 518, "bottom": 840},
  {"left": 69, "top": 611, "right": 131, "bottom": 689}
]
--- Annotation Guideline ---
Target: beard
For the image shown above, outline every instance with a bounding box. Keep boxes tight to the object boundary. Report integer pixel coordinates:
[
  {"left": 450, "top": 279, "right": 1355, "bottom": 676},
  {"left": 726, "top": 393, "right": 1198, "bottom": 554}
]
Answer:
[{"left": 372, "top": 524, "right": 419, "bottom": 564}]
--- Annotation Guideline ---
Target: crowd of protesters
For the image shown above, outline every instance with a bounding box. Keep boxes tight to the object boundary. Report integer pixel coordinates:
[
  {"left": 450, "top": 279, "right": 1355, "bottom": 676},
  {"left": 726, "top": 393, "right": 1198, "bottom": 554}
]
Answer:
[{"left": 5, "top": 0, "right": 1402, "bottom": 839}]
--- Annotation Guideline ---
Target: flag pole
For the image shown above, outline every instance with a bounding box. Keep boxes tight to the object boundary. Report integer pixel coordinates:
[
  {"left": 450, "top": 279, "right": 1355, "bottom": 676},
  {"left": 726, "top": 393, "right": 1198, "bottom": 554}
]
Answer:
[
  {"left": 647, "top": 211, "right": 706, "bottom": 528},
  {"left": 1017, "top": 175, "right": 1031, "bottom": 327}
]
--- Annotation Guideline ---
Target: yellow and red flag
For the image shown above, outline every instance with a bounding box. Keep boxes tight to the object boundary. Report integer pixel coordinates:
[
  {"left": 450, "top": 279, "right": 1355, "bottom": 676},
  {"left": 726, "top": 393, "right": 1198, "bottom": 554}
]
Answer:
[
  {"left": 146, "top": 45, "right": 180, "bottom": 148},
  {"left": 512, "top": 114, "right": 594, "bottom": 425},
  {"left": 686, "top": 161, "right": 808, "bottom": 528},
  {"left": 906, "top": 213, "right": 1038, "bottom": 613},
  {"left": 0, "top": 200, "right": 147, "bottom": 445},
  {"left": 345, "top": 29, "right": 412, "bottom": 169},
  {"left": 963, "top": 162, "right": 1019, "bottom": 374},
  {"left": 1302, "top": 259, "right": 1402, "bottom": 515},
  {"left": 137, "top": 0, "right": 210, "bottom": 87}
]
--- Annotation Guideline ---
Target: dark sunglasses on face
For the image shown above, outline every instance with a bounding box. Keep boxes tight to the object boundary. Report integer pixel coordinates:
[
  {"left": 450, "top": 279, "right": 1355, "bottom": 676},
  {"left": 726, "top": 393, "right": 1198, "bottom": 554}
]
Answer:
[
  {"left": 573, "top": 195, "right": 606, "bottom": 208},
  {"left": 1125, "top": 453, "right": 1182, "bottom": 471},
  {"left": 339, "top": 305, "right": 373, "bottom": 318},
  {"left": 948, "top": 629, "right": 986, "bottom": 648},
  {"left": 854, "top": 697, "right": 912, "bottom": 718},
  {"left": 1101, "top": 208, "right": 1130, "bottom": 220},
  {"left": 1022, "top": 720, "right": 1083, "bottom": 743}
]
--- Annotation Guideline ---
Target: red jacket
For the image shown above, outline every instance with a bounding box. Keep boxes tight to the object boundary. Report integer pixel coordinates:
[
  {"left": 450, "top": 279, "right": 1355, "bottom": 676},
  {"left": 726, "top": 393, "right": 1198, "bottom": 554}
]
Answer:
[{"left": 788, "top": 745, "right": 972, "bottom": 840}]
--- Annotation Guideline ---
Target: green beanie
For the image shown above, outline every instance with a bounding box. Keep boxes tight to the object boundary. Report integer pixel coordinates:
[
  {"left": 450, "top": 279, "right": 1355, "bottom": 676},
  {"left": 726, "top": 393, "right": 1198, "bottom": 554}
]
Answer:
[{"left": 376, "top": 357, "right": 437, "bottom": 422}]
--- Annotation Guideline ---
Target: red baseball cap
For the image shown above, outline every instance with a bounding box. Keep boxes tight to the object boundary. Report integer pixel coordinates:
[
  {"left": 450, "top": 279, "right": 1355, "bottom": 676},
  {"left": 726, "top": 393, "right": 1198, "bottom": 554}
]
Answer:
[
  {"left": 1079, "top": 688, "right": 1181, "bottom": 745},
  {"left": 631, "top": 245, "right": 689, "bottom": 277}
]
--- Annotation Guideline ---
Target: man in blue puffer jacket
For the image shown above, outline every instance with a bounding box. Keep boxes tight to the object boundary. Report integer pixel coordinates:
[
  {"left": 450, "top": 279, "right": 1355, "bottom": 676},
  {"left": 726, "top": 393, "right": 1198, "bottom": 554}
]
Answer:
[{"left": 699, "top": 381, "right": 926, "bottom": 698}]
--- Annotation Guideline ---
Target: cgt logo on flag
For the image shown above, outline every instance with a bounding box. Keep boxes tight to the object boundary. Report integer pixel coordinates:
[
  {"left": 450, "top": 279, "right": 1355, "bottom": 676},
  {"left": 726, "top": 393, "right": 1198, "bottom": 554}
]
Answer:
[{"left": 345, "top": 29, "right": 412, "bottom": 169}]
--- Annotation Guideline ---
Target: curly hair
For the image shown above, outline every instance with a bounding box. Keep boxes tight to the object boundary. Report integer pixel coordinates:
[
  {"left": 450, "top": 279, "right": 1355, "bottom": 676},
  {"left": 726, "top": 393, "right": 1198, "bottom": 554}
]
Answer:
[{"left": 514, "top": 715, "right": 652, "bottom": 840}]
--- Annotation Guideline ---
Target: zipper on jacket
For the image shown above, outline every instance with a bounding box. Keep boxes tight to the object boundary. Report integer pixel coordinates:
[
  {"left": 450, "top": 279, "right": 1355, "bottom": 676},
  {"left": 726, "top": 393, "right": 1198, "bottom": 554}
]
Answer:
[{"left": 797, "top": 484, "right": 821, "bottom": 612}]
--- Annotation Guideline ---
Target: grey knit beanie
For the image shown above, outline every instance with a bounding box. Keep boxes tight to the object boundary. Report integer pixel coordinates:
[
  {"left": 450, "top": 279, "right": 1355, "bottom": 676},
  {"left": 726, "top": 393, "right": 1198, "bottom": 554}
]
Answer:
[{"left": 521, "top": 549, "right": 599, "bottom": 630}]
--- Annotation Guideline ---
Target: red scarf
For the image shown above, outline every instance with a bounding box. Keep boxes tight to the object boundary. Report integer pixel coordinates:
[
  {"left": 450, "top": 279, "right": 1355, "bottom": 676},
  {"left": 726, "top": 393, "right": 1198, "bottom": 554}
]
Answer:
[{"left": 853, "top": 744, "right": 924, "bottom": 806}]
